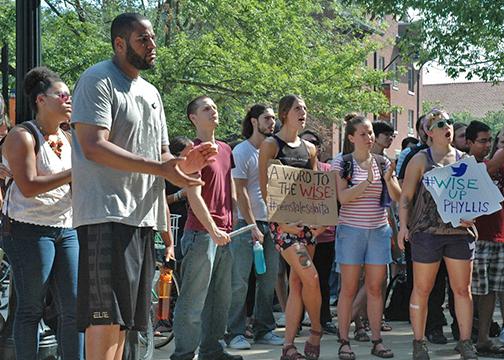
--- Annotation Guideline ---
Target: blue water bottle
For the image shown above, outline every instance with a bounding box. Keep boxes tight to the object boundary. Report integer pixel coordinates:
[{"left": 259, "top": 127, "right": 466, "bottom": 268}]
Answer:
[{"left": 253, "top": 242, "right": 266, "bottom": 275}]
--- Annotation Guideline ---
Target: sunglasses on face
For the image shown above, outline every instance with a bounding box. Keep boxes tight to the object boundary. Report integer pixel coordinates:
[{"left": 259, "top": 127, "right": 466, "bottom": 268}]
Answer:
[
  {"left": 305, "top": 138, "right": 320, "bottom": 146},
  {"left": 45, "top": 91, "right": 71, "bottom": 103},
  {"left": 429, "top": 118, "right": 454, "bottom": 131}
]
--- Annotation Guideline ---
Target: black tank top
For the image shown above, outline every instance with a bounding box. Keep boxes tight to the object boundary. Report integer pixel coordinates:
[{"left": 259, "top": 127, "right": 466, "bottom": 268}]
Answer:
[{"left": 273, "top": 135, "right": 312, "bottom": 170}]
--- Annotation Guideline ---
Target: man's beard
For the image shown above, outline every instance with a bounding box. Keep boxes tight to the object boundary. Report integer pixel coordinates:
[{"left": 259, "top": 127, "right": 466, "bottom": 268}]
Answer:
[
  {"left": 258, "top": 126, "right": 274, "bottom": 137},
  {"left": 126, "top": 43, "right": 154, "bottom": 70}
]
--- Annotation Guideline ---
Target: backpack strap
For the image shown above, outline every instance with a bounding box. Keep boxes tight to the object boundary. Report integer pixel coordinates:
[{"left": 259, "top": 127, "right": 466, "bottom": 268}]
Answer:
[
  {"left": 340, "top": 153, "right": 354, "bottom": 186},
  {"left": 371, "top": 153, "right": 387, "bottom": 179},
  {"left": 17, "top": 121, "right": 41, "bottom": 156}
]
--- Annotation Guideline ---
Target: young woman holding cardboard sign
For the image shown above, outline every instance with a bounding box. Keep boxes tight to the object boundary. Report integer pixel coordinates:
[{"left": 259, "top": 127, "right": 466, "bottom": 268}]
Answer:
[
  {"left": 259, "top": 94, "right": 325, "bottom": 360},
  {"left": 398, "top": 109, "right": 477, "bottom": 360},
  {"left": 332, "top": 115, "right": 400, "bottom": 360}
]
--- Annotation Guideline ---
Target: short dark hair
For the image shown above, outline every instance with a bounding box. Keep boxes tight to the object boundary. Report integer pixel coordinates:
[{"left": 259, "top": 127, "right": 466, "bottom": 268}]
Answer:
[
  {"left": 372, "top": 120, "right": 394, "bottom": 137},
  {"left": 242, "top": 104, "right": 270, "bottom": 139},
  {"left": 24, "top": 66, "right": 62, "bottom": 114},
  {"left": 169, "top": 136, "right": 192, "bottom": 157},
  {"left": 111, "top": 13, "right": 148, "bottom": 50},
  {"left": 466, "top": 120, "right": 490, "bottom": 142},
  {"left": 401, "top": 136, "right": 419, "bottom": 150},
  {"left": 186, "top": 95, "right": 210, "bottom": 123},
  {"left": 300, "top": 129, "right": 322, "bottom": 145}
]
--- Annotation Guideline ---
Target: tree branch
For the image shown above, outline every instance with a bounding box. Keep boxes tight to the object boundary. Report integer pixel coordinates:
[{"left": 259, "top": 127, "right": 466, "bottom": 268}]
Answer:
[
  {"left": 174, "top": 79, "right": 253, "bottom": 96},
  {"left": 44, "top": 0, "right": 82, "bottom": 37}
]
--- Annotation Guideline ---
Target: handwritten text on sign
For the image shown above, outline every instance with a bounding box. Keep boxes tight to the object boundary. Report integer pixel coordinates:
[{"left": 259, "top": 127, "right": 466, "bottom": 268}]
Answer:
[
  {"left": 266, "top": 162, "right": 338, "bottom": 225},
  {"left": 422, "top": 156, "right": 503, "bottom": 227}
]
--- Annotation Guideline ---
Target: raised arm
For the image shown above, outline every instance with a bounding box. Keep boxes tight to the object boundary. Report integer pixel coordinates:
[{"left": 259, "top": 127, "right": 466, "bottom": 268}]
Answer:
[
  {"left": 4, "top": 128, "right": 71, "bottom": 197},
  {"left": 74, "top": 123, "right": 207, "bottom": 188}
]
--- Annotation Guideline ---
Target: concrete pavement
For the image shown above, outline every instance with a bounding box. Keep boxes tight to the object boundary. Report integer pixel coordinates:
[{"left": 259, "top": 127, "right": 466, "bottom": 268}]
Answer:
[{"left": 153, "top": 319, "right": 501, "bottom": 359}]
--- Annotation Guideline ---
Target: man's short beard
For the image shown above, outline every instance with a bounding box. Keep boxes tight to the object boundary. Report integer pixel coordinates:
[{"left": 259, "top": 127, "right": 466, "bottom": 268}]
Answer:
[
  {"left": 258, "top": 128, "right": 273, "bottom": 137},
  {"left": 126, "top": 42, "right": 154, "bottom": 70}
]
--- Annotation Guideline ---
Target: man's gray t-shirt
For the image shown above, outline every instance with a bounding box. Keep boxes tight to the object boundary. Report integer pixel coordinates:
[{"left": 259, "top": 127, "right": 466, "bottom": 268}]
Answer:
[{"left": 71, "top": 60, "right": 169, "bottom": 230}]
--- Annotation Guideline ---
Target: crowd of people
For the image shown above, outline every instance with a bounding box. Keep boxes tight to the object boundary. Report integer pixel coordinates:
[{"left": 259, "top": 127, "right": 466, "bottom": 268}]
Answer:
[{"left": 0, "top": 10, "right": 504, "bottom": 360}]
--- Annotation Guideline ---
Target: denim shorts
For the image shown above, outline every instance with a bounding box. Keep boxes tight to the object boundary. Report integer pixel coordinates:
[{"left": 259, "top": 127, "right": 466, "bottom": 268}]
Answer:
[{"left": 335, "top": 224, "right": 392, "bottom": 265}]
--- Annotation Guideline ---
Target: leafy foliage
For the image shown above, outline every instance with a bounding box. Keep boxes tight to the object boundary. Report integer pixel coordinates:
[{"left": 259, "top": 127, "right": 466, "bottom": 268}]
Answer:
[
  {"left": 347, "top": 0, "right": 504, "bottom": 82},
  {"left": 2, "top": 0, "right": 392, "bottom": 139}
]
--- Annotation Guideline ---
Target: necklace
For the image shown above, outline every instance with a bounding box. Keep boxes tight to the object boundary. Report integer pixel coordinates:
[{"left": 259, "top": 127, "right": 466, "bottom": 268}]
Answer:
[{"left": 34, "top": 120, "right": 64, "bottom": 158}]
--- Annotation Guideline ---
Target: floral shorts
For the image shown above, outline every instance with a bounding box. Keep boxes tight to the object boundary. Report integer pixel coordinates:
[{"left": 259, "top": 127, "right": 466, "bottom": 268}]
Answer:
[{"left": 269, "top": 222, "right": 317, "bottom": 252}]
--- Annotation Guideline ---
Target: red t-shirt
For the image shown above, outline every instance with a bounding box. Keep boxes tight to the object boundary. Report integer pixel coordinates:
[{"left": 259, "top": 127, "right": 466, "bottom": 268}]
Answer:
[
  {"left": 185, "top": 140, "right": 235, "bottom": 233},
  {"left": 476, "top": 159, "right": 504, "bottom": 242}
]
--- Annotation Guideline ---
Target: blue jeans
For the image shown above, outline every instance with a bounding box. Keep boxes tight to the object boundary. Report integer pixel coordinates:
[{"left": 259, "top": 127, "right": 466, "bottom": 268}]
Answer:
[
  {"left": 227, "top": 220, "right": 279, "bottom": 339},
  {"left": 3, "top": 221, "right": 84, "bottom": 360},
  {"left": 171, "top": 230, "right": 233, "bottom": 360}
]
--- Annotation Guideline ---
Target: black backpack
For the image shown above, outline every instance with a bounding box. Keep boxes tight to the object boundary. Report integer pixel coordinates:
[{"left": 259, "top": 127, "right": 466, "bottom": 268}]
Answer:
[{"left": 340, "top": 153, "right": 392, "bottom": 207}]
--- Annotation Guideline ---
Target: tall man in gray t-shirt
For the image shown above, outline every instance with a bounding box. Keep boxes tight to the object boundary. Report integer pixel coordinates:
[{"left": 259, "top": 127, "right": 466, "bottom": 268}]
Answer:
[{"left": 71, "top": 13, "right": 216, "bottom": 360}]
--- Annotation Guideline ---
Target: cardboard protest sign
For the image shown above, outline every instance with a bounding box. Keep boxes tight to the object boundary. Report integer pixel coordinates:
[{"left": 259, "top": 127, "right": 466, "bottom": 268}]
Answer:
[
  {"left": 422, "top": 156, "right": 504, "bottom": 227},
  {"left": 266, "top": 162, "right": 338, "bottom": 225}
]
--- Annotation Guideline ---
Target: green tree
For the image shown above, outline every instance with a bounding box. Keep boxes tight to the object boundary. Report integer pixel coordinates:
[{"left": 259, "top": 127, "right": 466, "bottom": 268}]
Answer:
[
  {"left": 347, "top": 0, "right": 504, "bottom": 82},
  {"left": 4, "top": 0, "right": 393, "bottom": 139}
]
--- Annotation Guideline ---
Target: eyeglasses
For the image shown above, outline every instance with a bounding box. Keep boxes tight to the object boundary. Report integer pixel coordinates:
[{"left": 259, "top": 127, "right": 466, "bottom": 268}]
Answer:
[
  {"left": 429, "top": 118, "right": 454, "bottom": 131},
  {"left": 304, "top": 138, "right": 320, "bottom": 146},
  {"left": 45, "top": 91, "right": 71, "bottom": 103}
]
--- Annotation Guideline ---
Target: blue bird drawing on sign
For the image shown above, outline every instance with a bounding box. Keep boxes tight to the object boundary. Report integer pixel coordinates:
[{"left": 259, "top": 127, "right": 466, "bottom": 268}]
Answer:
[{"left": 451, "top": 163, "right": 468, "bottom": 177}]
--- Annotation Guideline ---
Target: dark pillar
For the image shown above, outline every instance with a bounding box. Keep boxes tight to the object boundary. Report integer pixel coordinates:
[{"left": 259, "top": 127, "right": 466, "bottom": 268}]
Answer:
[
  {"left": 1, "top": 45, "right": 8, "bottom": 115},
  {"left": 15, "top": 0, "right": 41, "bottom": 124}
]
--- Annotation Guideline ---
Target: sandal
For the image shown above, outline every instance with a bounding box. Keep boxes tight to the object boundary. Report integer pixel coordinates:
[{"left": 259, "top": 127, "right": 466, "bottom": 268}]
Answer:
[
  {"left": 354, "top": 326, "right": 370, "bottom": 342},
  {"left": 371, "top": 338, "right": 394, "bottom": 358},
  {"left": 304, "top": 329, "right": 322, "bottom": 360},
  {"left": 281, "top": 344, "right": 306, "bottom": 360},
  {"left": 338, "top": 339, "right": 356, "bottom": 360},
  {"left": 381, "top": 320, "right": 393, "bottom": 332},
  {"left": 475, "top": 341, "right": 504, "bottom": 358}
]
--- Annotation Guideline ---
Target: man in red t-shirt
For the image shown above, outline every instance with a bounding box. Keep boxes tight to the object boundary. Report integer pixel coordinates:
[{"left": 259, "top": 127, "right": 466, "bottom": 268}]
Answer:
[
  {"left": 467, "top": 120, "right": 504, "bottom": 356},
  {"left": 171, "top": 96, "right": 242, "bottom": 360}
]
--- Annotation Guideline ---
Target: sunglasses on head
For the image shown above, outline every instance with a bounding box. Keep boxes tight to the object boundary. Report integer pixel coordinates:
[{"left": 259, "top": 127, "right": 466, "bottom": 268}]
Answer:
[
  {"left": 429, "top": 118, "right": 454, "bottom": 131},
  {"left": 45, "top": 91, "right": 71, "bottom": 103}
]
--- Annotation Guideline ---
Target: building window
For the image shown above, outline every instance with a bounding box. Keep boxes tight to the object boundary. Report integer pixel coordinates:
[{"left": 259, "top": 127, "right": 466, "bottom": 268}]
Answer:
[
  {"left": 391, "top": 110, "right": 398, "bottom": 130},
  {"left": 408, "top": 110, "right": 414, "bottom": 134},
  {"left": 391, "top": 62, "right": 399, "bottom": 89},
  {"left": 408, "top": 65, "right": 415, "bottom": 93},
  {"left": 378, "top": 56, "right": 385, "bottom": 71}
]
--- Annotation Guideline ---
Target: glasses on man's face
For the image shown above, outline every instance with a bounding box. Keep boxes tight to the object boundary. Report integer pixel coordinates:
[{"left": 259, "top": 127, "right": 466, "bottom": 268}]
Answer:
[
  {"left": 474, "top": 138, "right": 492, "bottom": 144},
  {"left": 429, "top": 118, "right": 454, "bottom": 131},
  {"left": 305, "top": 138, "right": 320, "bottom": 147}
]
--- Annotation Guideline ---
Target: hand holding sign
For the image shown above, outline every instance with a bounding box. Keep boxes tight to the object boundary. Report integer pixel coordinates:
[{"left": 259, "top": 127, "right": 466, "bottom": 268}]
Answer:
[
  {"left": 422, "top": 156, "right": 504, "bottom": 227},
  {"left": 266, "top": 162, "right": 338, "bottom": 226}
]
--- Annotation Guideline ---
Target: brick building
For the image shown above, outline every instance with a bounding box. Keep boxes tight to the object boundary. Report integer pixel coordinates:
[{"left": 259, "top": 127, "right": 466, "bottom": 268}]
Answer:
[
  {"left": 423, "top": 81, "right": 504, "bottom": 118},
  {"left": 330, "top": 18, "right": 423, "bottom": 160}
]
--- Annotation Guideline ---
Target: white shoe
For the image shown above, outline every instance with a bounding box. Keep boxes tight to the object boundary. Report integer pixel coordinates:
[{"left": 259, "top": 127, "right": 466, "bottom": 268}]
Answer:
[
  {"left": 228, "top": 335, "right": 251, "bottom": 350},
  {"left": 255, "top": 331, "right": 283, "bottom": 346},
  {"left": 276, "top": 313, "right": 286, "bottom": 328}
]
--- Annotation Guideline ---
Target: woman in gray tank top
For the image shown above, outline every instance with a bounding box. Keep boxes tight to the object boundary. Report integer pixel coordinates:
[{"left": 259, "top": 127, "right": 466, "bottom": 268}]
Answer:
[{"left": 398, "top": 109, "right": 477, "bottom": 360}]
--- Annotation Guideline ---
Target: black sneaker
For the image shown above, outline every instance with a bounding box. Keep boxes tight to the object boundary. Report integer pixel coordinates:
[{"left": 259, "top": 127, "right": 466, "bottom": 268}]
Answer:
[
  {"left": 426, "top": 328, "right": 448, "bottom": 344},
  {"left": 455, "top": 339, "right": 477, "bottom": 360},
  {"left": 209, "top": 352, "right": 244, "bottom": 360}
]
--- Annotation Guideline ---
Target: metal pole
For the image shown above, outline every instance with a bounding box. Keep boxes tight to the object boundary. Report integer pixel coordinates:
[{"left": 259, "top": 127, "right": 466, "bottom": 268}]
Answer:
[
  {"left": 15, "top": 0, "right": 41, "bottom": 124},
  {"left": 1, "top": 45, "right": 8, "bottom": 116}
]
